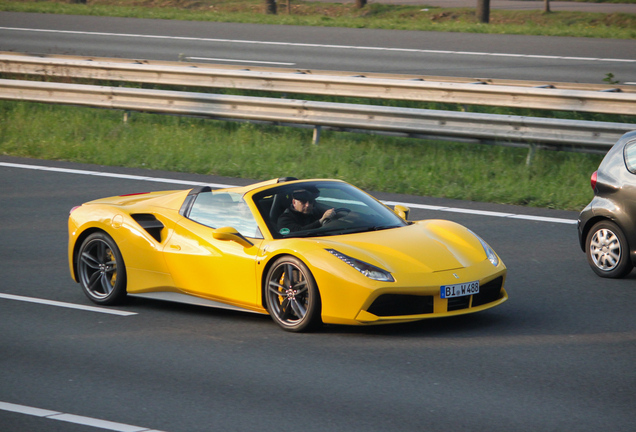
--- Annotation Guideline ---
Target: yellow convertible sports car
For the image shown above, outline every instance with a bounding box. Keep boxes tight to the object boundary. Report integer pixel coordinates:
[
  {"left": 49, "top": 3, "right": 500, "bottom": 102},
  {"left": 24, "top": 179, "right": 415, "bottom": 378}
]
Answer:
[{"left": 68, "top": 177, "right": 507, "bottom": 332}]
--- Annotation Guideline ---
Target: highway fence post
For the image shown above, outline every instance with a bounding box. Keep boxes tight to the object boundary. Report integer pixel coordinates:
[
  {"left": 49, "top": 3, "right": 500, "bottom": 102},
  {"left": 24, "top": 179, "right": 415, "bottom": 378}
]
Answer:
[
  {"left": 526, "top": 144, "right": 537, "bottom": 166},
  {"left": 477, "top": 0, "right": 490, "bottom": 23},
  {"left": 312, "top": 126, "right": 322, "bottom": 145}
]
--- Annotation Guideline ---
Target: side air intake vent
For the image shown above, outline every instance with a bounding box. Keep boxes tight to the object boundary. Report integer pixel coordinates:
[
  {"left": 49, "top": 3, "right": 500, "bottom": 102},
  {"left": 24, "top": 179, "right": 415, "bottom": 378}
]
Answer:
[{"left": 131, "top": 214, "right": 164, "bottom": 242}]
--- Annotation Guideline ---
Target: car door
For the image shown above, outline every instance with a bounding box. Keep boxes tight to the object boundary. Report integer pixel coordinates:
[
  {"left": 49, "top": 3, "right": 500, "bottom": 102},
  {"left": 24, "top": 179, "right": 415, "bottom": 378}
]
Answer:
[{"left": 162, "top": 191, "right": 264, "bottom": 308}]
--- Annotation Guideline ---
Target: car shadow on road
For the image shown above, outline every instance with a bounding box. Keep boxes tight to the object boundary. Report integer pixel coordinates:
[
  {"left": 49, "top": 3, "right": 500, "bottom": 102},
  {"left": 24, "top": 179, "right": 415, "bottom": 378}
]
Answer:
[{"left": 321, "top": 311, "right": 513, "bottom": 338}]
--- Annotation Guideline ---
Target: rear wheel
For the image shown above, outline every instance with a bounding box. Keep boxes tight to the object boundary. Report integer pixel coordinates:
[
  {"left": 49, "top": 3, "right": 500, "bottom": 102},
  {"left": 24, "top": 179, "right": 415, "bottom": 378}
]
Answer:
[
  {"left": 586, "top": 221, "right": 633, "bottom": 278},
  {"left": 265, "top": 256, "right": 321, "bottom": 332},
  {"left": 77, "top": 232, "right": 127, "bottom": 304}
]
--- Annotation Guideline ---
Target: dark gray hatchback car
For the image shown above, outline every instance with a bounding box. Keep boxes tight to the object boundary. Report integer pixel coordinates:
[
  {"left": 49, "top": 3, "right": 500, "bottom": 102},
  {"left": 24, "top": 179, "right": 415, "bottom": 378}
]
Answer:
[{"left": 578, "top": 130, "right": 636, "bottom": 278}]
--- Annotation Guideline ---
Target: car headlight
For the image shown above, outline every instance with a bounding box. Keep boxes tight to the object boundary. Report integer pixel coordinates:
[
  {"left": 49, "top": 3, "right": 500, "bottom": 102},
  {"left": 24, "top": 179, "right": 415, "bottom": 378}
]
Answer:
[
  {"left": 467, "top": 230, "right": 499, "bottom": 267},
  {"left": 326, "top": 249, "right": 394, "bottom": 282}
]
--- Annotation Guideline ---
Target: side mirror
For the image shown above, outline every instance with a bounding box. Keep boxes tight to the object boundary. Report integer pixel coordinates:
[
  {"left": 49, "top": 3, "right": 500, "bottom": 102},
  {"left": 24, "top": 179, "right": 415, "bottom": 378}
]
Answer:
[
  {"left": 212, "top": 227, "right": 254, "bottom": 248},
  {"left": 394, "top": 205, "right": 410, "bottom": 220}
]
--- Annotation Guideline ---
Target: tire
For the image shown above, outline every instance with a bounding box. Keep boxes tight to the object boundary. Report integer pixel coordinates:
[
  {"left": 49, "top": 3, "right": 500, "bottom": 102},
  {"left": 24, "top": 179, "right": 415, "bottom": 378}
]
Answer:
[
  {"left": 265, "top": 256, "right": 321, "bottom": 332},
  {"left": 77, "top": 232, "right": 127, "bottom": 305},
  {"left": 586, "top": 221, "right": 633, "bottom": 279}
]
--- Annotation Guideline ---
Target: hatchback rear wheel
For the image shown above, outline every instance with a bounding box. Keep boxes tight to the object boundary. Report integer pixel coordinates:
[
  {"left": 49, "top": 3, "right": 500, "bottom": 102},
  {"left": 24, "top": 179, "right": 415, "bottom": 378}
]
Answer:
[{"left": 586, "top": 221, "right": 633, "bottom": 278}]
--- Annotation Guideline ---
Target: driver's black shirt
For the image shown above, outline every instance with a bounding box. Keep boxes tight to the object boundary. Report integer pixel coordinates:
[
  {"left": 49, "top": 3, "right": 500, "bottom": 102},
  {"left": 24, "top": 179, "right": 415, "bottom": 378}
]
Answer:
[{"left": 277, "top": 207, "right": 323, "bottom": 233}]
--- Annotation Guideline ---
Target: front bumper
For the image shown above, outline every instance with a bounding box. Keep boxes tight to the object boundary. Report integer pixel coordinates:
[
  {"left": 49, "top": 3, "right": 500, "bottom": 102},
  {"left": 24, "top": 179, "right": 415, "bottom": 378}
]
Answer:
[{"left": 355, "top": 274, "right": 507, "bottom": 324}]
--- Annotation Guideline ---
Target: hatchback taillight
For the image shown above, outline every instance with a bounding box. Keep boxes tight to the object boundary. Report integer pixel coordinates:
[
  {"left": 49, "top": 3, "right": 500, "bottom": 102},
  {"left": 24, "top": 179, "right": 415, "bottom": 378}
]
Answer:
[{"left": 590, "top": 171, "right": 597, "bottom": 190}]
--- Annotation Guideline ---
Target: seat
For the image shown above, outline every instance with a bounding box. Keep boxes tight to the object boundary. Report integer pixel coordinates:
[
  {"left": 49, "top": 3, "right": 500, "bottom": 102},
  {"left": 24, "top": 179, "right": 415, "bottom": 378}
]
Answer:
[{"left": 269, "top": 191, "right": 291, "bottom": 228}]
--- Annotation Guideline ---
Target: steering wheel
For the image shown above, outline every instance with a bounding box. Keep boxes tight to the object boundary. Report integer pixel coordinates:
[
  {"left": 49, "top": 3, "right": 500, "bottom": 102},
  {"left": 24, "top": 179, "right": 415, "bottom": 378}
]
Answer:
[{"left": 322, "top": 208, "right": 351, "bottom": 225}]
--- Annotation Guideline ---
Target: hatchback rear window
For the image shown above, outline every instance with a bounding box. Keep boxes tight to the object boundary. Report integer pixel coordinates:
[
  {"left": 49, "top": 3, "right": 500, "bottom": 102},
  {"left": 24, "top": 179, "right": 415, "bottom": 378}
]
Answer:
[{"left": 625, "top": 141, "right": 636, "bottom": 174}]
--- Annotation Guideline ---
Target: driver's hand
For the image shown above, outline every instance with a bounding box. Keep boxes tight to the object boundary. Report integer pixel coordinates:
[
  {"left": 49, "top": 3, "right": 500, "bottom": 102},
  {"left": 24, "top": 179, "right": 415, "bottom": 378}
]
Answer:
[{"left": 320, "top": 208, "right": 336, "bottom": 224}]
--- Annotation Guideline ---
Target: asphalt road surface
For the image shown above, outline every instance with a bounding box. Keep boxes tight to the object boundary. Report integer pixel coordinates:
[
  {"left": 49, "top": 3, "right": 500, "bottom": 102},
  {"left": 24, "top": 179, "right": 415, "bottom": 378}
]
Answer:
[
  {"left": 1, "top": 156, "right": 635, "bottom": 432},
  {"left": 1, "top": 12, "right": 635, "bottom": 84}
]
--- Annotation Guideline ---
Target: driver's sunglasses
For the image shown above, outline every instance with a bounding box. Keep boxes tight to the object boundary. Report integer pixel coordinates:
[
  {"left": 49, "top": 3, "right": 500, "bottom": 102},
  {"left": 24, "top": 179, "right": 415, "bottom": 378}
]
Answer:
[{"left": 294, "top": 198, "right": 314, "bottom": 205}]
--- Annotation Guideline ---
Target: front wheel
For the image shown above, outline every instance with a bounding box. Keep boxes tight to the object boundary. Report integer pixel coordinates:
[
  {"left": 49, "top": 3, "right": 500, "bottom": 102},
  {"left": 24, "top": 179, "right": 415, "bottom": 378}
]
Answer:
[
  {"left": 265, "top": 256, "right": 321, "bottom": 332},
  {"left": 77, "top": 232, "right": 127, "bottom": 304},
  {"left": 586, "top": 221, "right": 633, "bottom": 279}
]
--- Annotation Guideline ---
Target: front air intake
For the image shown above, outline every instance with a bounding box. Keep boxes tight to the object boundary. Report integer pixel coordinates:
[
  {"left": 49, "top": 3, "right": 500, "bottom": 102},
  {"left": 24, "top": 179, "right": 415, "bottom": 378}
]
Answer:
[
  {"left": 471, "top": 277, "right": 504, "bottom": 307},
  {"left": 367, "top": 294, "right": 434, "bottom": 317}
]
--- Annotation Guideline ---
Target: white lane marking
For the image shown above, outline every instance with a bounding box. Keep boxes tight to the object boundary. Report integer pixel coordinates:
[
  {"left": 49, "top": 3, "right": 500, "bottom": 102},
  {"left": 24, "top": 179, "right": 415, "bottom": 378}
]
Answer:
[
  {"left": 0, "top": 401, "right": 164, "bottom": 432},
  {"left": 0, "top": 162, "right": 235, "bottom": 188},
  {"left": 0, "top": 402, "right": 59, "bottom": 417},
  {"left": 187, "top": 56, "right": 296, "bottom": 65},
  {"left": 0, "top": 293, "right": 137, "bottom": 316},
  {"left": 1, "top": 27, "right": 634, "bottom": 64},
  {"left": 0, "top": 162, "right": 578, "bottom": 224},
  {"left": 382, "top": 201, "right": 577, "bottom": 224},
  {"left": 317, "top": 196, "right": 574, "bottom": 223}
]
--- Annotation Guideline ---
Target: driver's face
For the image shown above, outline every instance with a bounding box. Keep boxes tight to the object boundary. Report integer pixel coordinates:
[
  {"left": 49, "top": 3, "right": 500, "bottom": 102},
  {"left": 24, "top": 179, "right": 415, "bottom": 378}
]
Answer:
[{"left": 292, "top": 198, "right": 313, "bottom": 214}]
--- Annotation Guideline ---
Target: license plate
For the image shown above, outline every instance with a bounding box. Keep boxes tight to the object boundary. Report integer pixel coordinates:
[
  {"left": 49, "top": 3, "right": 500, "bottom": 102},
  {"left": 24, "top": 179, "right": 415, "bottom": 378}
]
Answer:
[{"left": 440, "top": 281, "right": 479, "bottom": 299}]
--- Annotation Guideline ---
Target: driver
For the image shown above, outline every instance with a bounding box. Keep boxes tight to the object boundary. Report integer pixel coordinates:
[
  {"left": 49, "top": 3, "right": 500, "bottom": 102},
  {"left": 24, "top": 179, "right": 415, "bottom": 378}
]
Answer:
[{"left": 277, "top": 189, "right": 335, "bottom": 233}]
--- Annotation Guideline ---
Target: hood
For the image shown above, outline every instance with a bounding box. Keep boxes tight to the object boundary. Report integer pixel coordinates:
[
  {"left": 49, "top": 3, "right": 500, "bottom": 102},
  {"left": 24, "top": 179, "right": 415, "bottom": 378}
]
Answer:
[{"left": 318, "top": 220, "right": 487, "bottom": 274}]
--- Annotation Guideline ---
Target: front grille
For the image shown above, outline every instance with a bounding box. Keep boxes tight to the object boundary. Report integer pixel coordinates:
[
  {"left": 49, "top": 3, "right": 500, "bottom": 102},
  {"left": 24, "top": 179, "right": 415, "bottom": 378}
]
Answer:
[
  {"left": 366, "top": 277, "right": 503, "bottom": 317},
  {"left": 472, "top": 277, "right": 504, "bottom": 307},
  {"left": 447, "top": 296, "right": 470, "bottom": 311},
  {"left": 446, "top": 277, "right": 504, "bottom": 311},
  {"left": 367, "top": 294, "right": 434, "bottom": 317}
]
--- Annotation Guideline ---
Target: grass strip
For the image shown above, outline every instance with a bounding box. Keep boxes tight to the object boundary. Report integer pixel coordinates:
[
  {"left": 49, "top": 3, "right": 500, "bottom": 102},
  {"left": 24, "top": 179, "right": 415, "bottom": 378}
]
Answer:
[{"left": 0, "top": 100, "right": 604, "bottom": 211}]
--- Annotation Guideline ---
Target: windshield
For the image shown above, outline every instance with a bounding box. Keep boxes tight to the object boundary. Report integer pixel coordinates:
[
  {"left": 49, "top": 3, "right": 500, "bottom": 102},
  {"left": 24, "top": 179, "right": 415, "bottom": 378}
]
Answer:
[{"left": 253, "top": 181, "right": 408, "bottom": 239}]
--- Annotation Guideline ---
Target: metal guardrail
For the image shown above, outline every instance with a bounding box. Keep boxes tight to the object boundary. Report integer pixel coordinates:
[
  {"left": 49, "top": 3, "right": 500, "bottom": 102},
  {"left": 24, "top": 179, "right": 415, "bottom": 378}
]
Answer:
[
  {"left": 1, "top": 79, "right": 633, "bottom": 150},
  {"left": 2, "top": 52, "right": 631, "bottom": 92},
  {"left": 1, "top": 53, "right": 635, "bottom": 115}
]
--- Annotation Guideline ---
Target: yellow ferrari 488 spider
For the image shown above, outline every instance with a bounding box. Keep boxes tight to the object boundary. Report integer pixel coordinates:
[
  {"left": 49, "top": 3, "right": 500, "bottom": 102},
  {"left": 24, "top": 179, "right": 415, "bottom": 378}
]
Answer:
[{"left": 69, "top": 177, "right": 507, "bottom": 332}]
